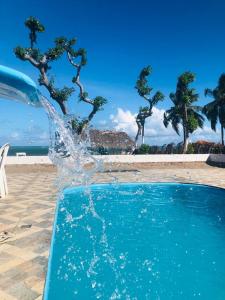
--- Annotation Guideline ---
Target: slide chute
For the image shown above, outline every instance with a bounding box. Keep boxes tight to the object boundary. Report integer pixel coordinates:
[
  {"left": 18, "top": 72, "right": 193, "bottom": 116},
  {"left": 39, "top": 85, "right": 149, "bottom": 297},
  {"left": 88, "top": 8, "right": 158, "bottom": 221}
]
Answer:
[{"left": 0, "top": 65, "right": 42, "bottom": 107}]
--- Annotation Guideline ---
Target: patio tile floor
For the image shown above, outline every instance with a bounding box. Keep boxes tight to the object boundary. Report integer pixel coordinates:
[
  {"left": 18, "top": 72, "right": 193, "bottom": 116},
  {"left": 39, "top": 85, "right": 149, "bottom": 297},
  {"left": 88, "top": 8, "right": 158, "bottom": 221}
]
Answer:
[{"left": 0, "top": 163, "right": 225, "bottom": 299}]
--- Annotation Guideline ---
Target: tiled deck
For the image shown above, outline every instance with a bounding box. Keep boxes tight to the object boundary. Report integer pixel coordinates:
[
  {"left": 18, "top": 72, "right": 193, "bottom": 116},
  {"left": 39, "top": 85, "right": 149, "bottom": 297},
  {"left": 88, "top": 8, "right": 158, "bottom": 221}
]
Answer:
[
  {"left": 1, "top": 163, "right": 225, "bottom": 299},
  {"left": 0, "top": 166, "right": 57, "bottom": 300}
]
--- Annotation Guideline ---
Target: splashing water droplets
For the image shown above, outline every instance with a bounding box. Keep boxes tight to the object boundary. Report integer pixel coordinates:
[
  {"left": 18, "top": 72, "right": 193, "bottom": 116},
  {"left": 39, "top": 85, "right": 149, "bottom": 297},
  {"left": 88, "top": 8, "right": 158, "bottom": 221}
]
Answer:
[{"left": 39, "top": 96, "right": 124, "bottom": 298}]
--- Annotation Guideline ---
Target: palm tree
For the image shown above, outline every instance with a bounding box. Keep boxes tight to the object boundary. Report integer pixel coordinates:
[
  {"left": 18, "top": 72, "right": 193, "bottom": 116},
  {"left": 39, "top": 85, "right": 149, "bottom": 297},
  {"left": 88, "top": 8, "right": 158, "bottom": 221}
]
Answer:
[
  {"left": 135, "top": 66, "right": 164, "bottom": 147},
  {"left": 164, "top": 72, "right": 204, "bottom": 153},
  {"left": 203, "top": 74, "right": 225, "bottom": 145}
]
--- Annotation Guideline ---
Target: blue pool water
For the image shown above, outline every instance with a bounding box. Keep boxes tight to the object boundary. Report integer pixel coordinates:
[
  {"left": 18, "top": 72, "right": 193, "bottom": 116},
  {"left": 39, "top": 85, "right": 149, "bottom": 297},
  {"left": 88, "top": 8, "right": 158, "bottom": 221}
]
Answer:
[{"left": 44, "top": 183, "right": 225, "bottom": 299}]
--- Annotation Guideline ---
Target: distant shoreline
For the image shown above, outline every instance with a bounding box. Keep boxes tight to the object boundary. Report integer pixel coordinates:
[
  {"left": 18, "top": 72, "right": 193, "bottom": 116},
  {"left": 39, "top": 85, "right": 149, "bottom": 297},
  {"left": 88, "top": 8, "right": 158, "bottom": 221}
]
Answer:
[{"left": 8, "top": 146, "right": 49, "bottom": 156}]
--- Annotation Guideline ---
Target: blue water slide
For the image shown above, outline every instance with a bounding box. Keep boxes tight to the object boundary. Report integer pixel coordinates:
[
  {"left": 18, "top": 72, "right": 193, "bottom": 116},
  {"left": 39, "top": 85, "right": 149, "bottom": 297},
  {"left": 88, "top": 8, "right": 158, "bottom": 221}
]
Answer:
[{"left": 0, "top": 65, "right": 42, "bottom": 107}]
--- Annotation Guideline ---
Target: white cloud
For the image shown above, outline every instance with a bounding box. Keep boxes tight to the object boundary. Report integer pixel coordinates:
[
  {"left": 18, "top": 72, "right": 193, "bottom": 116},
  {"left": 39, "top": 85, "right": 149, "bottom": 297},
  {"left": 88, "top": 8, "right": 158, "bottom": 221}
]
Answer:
[
  {"left": 110, "top": 107, "right": 177, "bottom": 144},
  {"left": 110, "top": 107, "right": 221, "bottom": 145},
  {"left": 191, "top": 126, "right": 220, "bottom": 143},
  {"left": 110, "top": 108, "right": 137, "bottom": 136}
]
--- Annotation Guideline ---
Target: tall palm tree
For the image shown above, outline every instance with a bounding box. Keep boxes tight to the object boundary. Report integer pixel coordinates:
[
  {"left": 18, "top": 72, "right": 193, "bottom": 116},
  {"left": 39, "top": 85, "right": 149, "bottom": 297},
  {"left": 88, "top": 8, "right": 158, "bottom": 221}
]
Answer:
[
  {"left": 203, "top": 74, "right": 225, "bottom": 145},
  {"left": 164, "top": 72, "right": 204, "bottom": 153},
  {"left": 135, "top": 66, "right": 164, "bottom": 147}
]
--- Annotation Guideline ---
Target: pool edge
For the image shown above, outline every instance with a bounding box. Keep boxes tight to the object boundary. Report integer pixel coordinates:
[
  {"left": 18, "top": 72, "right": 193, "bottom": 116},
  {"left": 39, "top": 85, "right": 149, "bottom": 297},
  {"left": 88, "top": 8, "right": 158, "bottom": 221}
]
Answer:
[{"left": 43, "top": 181, "right": 225, "bottom": 299}]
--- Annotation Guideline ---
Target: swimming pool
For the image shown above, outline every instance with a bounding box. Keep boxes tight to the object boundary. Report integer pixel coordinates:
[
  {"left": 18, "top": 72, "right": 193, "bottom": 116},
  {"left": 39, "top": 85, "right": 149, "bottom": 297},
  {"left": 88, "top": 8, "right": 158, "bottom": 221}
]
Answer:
[{"left": 44, "top": 183, "right": 225, "bottom": 299}]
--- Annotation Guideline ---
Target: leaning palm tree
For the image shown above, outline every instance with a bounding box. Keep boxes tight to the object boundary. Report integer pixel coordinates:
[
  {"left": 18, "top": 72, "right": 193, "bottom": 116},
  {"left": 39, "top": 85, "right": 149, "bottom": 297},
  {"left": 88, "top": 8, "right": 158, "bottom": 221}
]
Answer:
[
  {"left": 203, "top": 74, "right": 225, "bottom": 145},
  {"left": 135, "top": 66, "right": 164, "bottom": 147},
  {"left": 164, "top": 72, "right": 204, "bottom": 153}
]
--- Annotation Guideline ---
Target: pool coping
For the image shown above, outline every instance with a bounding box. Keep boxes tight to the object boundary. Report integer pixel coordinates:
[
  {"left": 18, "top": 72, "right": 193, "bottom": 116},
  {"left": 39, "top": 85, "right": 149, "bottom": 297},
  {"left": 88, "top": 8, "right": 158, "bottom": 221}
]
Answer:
[{"left": 63, "top": 181, "right": 225, "bottom": 194}]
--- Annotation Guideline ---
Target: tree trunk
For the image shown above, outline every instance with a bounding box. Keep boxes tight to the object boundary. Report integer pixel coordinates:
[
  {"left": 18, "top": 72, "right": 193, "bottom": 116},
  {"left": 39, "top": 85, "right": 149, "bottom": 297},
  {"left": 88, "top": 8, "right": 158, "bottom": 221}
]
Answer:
[
  {"left": 142, "top": 125, "right": 145, "bottom": 145},
  {"left": 221, "top": 124, "right": 224, "bottom": 146},
  {"left": 58, "top": 101, "right": 67, "bottom": 115},
  {"left": 183, "top": 105, "right": 189, "bottom": 153},
  {"left": 78, "top": 106, "right": 98, "bottom": 134},
  {"left": 135, "top": 122, "right": 141, "bottom": 148},
  {"left": 183, "top": 128, "right": 189, "bottom": 154}
]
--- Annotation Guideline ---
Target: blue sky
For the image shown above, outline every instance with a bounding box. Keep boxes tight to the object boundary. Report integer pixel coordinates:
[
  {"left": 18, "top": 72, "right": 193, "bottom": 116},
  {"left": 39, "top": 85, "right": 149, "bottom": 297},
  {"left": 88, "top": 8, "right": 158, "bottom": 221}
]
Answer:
[{"left": 1, "top": 0, "right": 225, "bottom": 145}]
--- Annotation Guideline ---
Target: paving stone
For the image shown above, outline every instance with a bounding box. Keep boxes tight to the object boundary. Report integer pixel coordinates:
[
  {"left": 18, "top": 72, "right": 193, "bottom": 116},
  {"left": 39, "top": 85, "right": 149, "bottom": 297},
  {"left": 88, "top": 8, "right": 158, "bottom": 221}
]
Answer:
[
  {"left": 0, "top": 163, "right": 225, "bottom": 299},
  {"left": 0, "top": 252, "right": 14, "bottom": 264},
  {"left": 8, "top": 282, "right": 40, "bottom": 300}
]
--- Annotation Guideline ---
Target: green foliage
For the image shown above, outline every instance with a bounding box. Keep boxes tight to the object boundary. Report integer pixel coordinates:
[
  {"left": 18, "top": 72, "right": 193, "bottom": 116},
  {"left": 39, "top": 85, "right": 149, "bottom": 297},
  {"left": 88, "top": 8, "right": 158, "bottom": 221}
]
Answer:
[
  {"left": 179, "top": 72, "right": 195, "bottom": 86},
  {"left": 137, "top": 144, "right": 151, "bottom": 154},
  {"left": 77, "top": 48, "right": 87, "bottom": 66},
  {"left": 139, "top": 106, "right": 149, "bottom": 113},
  {"left": 163, "top": 106, "right": 181, "bottom": 135},
  {"left": 135, "top": 66, "right": 164, "bottom": 146},
  {"left": 68, "top": 116, "right": 87, "bottom": 135},
  {"left": 96, "top": 146, "right": 108, "bottom": 155},
  {"left": 151, "top": 91, "right": 164, "bottom": 105},
  {"left": 93, "top": 96, "right": 107, "bottom": 110},
  {"left": 164, "top": 71, "right": 204, "bottom": 153},
  {"left": 68, "top": 115, "right": 93, "bottom": 135},
  {"left": 45, "top": 46, "right": 65, "bottom": 61},
  {"left": 78, "top": 90, "right": 89, "bottom": 101},
  {"left": 136, "top": 106, "right": 150, "bottom": 126},
  {"left": 188, "top": 114, "right": 198, "bottom": 133},
  {"left": 55, "top": 36, "right": 76, "bottom": 48},
  {"left": 173, "top": 72, "right": 198, "bottom": 106},
  {"left": 14, "top": 46, "right": 27, "bottom": 60},
  {"left": 53, "top": 87, "right": 75, "bottom": 102},
  {"left": 29, "top": 48, "right": 43, "bottom": 61},
  {"left": 14, "top": 46, "right": 43, "bottom": 62},
  {"left": 164, "top": 71, "right": 203, "bottom": 136},
  {"left": 67, "top": 46, "right": 87, "bottom": 66},
  {"left": 25, "top": 16, "right": 45, "bottom": 47},
  {"left": 203, "top": 74, "right": 225, "bottom": 135},
  {"left": 135, "top": 66, "right": 152, "bottom": 97},
  {"left": 135, "top": 66, "right": 164, "bottom": 107},
  {"left": 45, "top": 37, "right": 79, "bottom": 62},
  {"left": 70, "top": 116, "right": 81, "bottom": 132},
  {"left": 25, "top": 16, "right": 45, "bottom": 33},
  {"left": 15, "top": 16, "right": 107, "bottom": 130},
  {"left": 186, "top": 143, "right": 195, "bottom": 154}
]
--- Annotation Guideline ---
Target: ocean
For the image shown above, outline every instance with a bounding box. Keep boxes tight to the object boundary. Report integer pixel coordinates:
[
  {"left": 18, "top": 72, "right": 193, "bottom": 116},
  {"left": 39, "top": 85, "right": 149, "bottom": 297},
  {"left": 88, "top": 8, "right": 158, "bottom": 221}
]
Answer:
[{"left": 8, "top": 146, "right": 49, "bottom": 156}]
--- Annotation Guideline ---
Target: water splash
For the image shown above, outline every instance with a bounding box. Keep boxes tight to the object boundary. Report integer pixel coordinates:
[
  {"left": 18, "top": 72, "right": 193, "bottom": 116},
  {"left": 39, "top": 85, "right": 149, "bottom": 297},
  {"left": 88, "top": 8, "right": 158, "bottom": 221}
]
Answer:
[
  {"left": 40, "top": 97, "right": 101, "bottom": 188},
  {"left": 0, "top": 66, "right": 126, "bottom": 297},
  {"left": 39, "top": 96, "right": 126, "bottom": 298}
]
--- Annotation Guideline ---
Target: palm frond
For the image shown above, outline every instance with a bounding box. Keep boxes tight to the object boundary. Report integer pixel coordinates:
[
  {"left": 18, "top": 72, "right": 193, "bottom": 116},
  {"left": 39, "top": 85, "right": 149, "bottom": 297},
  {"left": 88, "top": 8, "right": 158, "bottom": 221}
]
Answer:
[
  {"left": 169, "top": 93, "right": 177, "bottom": 105},
  {"left": 163, "top": 112, "right": 169, "bottom": 128},
  {"left": 151, "top": 91, "right": 164, "bottom": 106},
  {"left": 171, "top": 117, "right": 180, "bottom": 135},
  {"left": 191, "top": 105, "right": 203, "bottom": 112},
  {"left": 204, "top": 88, "right": 213, "bottom": 97},
  {"left": 192, "top": 110, "right": 204, "bottom": 128},
  {"left": 163, "top": 108, "right": 180, "bottom": 135},
  {"left": 219, "top": 105, "right": 225, "bottom": 127}
]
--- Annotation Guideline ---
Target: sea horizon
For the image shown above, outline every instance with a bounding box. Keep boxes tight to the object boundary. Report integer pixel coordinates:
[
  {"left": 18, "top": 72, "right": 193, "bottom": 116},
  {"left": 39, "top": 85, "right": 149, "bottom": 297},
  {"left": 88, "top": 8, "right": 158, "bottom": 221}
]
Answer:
[{"left": 8, "top": 145, "right": 49, "bottom": 156}]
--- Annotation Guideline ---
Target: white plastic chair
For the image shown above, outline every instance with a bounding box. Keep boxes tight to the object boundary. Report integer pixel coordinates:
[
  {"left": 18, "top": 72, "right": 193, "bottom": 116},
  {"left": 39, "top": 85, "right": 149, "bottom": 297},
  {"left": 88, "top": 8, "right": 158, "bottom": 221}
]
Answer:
[{"left": 0, "top": 144, "right": 10, "bottom": 198}]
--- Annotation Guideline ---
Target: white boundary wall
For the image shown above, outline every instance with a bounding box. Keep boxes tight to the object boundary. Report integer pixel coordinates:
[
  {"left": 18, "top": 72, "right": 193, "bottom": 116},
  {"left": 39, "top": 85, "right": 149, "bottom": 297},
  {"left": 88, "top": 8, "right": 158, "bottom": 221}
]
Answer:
[
  {"left": 5, "top": 154, "right": 225, "bottom": 165},
  {"left": 101, "top": 154, "right": 210, "bottom": 163},
  {"left": 6, "top": 156, "right": 52, "bottom": 165}
]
